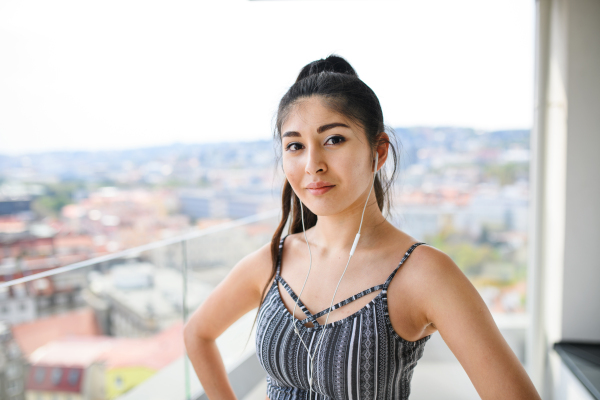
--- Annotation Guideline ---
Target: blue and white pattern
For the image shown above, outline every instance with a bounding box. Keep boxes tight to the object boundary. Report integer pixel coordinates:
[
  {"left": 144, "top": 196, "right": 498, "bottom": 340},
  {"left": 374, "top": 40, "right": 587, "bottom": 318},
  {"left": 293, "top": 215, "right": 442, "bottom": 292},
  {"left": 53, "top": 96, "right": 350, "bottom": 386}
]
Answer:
[{"left": 255, "top": 235, "right": 431, "bottom": 400}]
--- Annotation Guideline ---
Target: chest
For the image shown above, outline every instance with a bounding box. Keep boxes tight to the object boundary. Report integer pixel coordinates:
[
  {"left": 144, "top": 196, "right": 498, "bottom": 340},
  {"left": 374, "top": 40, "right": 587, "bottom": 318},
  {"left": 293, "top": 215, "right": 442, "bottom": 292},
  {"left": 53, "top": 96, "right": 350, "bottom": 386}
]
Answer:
[
  {"left": 256, "top": 285, "right": 430, "bottom": 400},
  {"left": 276, "top": 251, "right": 396, "bottom": 323},
  {"left": 275, "top": 265, "right": 425, "bottom": 340}
]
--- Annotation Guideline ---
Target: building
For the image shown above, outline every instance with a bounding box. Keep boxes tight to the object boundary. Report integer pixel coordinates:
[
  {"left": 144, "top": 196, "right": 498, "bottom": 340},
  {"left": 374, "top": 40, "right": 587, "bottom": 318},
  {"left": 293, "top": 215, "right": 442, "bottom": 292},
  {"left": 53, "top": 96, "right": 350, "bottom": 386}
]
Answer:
[
  {"left": 0, "top": 283, "right": 37, "bottom": 325},
  {"left": 25, "top": 336, "right": 115, "bottom": 400},
  {"left": 0, "top": 259, "right": 88, "bottom": 325},
  {"left": 0, "top": 321, "right": 26, "bottom": 400},
  {"left": 23, "top": 323, "right": 184, "bottom": 400},
  {"left": 11, "top": 308, "right": 102, "bottom": 358},
  {"left": 0, "top": 232, "right": 54, "bottom": 260},
  {"left": 0, "top": 197, "right": 31, "bottom": 216},
  {"left": 96, "top": 323, "right": 184, "bottom": 399},
  {"left": 179, "top": 188, "right": 278, "bottom": 220},
  {"left": 84, "top": 262, "right": 211, "bottom": 337}
]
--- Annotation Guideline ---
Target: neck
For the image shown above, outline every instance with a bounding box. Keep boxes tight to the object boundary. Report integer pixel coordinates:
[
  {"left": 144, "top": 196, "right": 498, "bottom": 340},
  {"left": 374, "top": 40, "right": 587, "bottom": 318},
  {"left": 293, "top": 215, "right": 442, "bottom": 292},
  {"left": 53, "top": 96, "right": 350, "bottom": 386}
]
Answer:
[{"left": 304, "top": 196, "right": 391, "bottom": 256}]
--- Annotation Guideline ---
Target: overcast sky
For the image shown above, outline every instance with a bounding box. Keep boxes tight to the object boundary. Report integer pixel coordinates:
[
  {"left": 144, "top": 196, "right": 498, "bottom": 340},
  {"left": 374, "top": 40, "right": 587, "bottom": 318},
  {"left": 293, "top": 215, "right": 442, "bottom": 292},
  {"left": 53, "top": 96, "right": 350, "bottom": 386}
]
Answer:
[{"left": 0, "top": 0, "right": 534, "bottom": 155}]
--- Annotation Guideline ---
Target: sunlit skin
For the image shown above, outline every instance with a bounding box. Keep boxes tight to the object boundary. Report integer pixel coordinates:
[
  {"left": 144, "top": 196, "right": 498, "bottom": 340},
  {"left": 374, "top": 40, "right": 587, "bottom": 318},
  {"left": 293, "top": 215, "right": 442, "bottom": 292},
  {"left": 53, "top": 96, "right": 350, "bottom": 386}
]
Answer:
[{"left": 183, "top": 96, "right": 541, "bottom": 400}]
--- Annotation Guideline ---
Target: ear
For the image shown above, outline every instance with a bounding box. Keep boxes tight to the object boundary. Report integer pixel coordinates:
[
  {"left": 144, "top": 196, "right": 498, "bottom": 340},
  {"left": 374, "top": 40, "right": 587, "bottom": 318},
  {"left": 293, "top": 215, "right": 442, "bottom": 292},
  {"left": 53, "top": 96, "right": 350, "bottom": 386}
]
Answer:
[{"left": 375, "top": 132, "right": 390, "bottom": 172}]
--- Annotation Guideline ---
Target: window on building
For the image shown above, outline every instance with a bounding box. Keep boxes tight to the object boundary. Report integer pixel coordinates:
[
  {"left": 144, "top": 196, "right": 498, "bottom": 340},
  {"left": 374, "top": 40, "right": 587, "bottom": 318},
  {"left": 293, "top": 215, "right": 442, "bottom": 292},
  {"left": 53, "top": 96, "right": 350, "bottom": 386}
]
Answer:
[
  {"left": 7, "top": 343, "right": 20, "bottom": 358},
  {"left": 51, "top": 367, "right": 63, "bottom": 385},
  {"left": 34, "top": 367, "right": 46, "bottom": 383},
  {"left": 6, "top": 378, "right": 19, "bottom": 394},
  {"left": 67, "top": 369, "right": 80, "bottom": 386},
  {"left": 6, "top": 363, "right": 19, "bottom": 378}
]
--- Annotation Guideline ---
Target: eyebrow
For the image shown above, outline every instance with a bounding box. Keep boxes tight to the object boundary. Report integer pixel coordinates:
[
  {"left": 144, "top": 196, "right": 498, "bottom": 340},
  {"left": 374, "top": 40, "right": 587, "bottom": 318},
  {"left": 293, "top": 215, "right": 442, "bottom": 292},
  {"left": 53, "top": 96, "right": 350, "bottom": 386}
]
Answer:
[{"left": 282, "top": 122, "right": 350, "bottom": 139}]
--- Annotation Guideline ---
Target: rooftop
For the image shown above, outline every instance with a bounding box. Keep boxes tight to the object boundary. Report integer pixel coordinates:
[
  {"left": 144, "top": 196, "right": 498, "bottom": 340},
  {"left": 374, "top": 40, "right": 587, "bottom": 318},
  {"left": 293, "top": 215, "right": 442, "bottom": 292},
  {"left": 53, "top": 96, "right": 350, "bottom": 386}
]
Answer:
[{"left": 12, "top": 307, "right": 102, "bottom": 357}]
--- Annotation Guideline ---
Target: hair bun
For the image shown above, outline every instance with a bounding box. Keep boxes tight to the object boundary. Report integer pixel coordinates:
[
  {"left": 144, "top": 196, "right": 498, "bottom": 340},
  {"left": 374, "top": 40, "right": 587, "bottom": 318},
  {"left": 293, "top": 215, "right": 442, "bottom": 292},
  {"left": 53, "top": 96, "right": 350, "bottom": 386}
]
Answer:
[{"left": 295, "top": 55, "right": 357, "bottom": 82}]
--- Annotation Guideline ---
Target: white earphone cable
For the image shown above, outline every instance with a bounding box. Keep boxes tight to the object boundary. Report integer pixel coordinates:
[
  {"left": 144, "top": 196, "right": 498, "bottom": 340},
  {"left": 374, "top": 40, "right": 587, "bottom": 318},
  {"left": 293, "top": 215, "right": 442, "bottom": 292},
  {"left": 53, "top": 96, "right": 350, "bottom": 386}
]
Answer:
[{"left": 293, "top": 152, "right": 379, "bottom": 397}]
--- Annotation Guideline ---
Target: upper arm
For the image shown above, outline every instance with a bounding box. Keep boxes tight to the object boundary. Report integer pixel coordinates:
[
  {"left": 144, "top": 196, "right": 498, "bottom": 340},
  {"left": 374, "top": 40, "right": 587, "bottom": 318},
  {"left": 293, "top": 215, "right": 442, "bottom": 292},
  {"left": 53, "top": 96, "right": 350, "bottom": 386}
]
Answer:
[
  {"left": 184, "top": 240, "right": 274, "bottom": 341},
  {"left": 416, "top": 247, "right": 540, "bottom": 400}
]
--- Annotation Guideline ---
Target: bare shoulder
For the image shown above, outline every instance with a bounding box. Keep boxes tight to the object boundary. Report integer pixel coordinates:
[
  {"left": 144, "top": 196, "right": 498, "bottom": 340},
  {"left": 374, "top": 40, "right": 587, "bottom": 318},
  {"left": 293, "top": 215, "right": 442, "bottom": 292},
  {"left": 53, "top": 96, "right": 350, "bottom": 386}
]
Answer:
[
  {"left": 231, "top": 239, "right": 276, "bottom": 297},
  {"left": 393, "top": 241, "right": 477, "bottom": 325},
  {"left": 398, "top": 243, "right": 540, "bottom": 399},
  {"left": 401, "top": 243, "right": 462, "bottom": 284},
  {"left": 275, "top": 231, "right": 312, "bottom": 262}
]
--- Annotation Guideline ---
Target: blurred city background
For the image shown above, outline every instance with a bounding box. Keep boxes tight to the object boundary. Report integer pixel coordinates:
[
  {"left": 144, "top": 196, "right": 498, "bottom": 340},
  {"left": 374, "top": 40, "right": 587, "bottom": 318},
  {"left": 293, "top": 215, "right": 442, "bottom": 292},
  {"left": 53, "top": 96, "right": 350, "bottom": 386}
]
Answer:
[{"left": 2, "top": 0, "right": 599, "bottom": 399}]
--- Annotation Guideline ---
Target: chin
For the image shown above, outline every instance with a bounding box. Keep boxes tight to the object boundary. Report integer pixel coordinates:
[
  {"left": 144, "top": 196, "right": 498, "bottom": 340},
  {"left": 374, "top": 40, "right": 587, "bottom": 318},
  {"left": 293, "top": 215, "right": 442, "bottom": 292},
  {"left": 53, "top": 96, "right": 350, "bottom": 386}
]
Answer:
[{"left": 302, "top": 198, "right": 350, "bottom": 217}]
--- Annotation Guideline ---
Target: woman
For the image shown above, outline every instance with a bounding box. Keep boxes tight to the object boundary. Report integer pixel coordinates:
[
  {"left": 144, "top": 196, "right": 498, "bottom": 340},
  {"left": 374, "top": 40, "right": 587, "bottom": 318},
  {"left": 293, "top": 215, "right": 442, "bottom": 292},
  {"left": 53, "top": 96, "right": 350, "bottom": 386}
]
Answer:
[{"left": 184, "top": 55, "right": 540, "bottom": 400}]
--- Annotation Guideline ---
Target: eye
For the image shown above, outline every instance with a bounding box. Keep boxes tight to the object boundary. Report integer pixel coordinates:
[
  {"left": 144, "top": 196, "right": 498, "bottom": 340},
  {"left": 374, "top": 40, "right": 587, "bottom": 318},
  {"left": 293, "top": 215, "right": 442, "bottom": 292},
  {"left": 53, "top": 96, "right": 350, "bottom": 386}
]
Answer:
[
  {"left": 285, "top": 142, "right": 304, "bottom": 152},
  {"left": 284, "top": 135, "right": 345, "bottom": 152},
  {"left": 325, "top": 135, "right": 346, "bottom": 146}
]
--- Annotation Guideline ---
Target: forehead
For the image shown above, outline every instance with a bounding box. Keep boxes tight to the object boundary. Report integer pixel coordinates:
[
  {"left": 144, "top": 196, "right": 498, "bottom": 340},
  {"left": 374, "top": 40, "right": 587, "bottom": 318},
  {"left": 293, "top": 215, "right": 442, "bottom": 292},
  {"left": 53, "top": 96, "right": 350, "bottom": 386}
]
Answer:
[{"left": 281, "top": 96, "right": 356, "bottom": 134}]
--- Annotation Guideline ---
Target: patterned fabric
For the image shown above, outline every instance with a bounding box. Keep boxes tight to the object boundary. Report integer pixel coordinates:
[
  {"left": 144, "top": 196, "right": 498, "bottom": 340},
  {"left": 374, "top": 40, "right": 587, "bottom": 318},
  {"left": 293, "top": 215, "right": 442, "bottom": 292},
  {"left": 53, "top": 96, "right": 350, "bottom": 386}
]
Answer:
[{"left": 255, "top": 235, "right": 431, "bottom": 400}]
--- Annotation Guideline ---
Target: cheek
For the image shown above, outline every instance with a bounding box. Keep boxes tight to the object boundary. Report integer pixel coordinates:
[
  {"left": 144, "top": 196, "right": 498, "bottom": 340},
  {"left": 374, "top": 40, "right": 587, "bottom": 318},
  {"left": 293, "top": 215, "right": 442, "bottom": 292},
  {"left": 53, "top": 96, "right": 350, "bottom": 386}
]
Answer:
[
  {"left": 336, "top": 152, "right": 368, "bottom": 181},
  {"left": 282, "top": 158, "right": 303, "bottom": 187}
]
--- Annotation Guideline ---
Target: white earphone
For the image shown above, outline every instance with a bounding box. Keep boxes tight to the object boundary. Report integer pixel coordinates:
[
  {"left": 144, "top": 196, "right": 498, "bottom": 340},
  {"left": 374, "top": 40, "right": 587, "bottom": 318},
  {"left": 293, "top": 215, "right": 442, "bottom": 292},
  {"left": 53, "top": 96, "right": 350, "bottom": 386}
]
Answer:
[{"left": 294, "top": 151, "right": 379, "bottom": 397}]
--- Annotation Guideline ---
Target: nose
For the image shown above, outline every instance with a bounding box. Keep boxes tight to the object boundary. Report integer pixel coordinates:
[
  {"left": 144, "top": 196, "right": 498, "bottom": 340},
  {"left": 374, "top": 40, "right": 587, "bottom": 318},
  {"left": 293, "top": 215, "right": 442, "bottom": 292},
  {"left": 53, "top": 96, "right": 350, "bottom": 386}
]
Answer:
[{"left": 305, "top": 146, "right": 326, "bottom": 175}]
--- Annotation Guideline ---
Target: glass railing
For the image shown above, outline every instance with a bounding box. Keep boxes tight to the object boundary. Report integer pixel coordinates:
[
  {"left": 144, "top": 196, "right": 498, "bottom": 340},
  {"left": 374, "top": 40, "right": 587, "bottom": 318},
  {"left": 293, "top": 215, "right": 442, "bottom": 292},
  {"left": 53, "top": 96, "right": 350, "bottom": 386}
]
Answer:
[
  {"left": 0, "top": 206, "right": 529, "bottom": 400},
  {"left": 0, "top": 210, "right": 280, "bottom": 400}
]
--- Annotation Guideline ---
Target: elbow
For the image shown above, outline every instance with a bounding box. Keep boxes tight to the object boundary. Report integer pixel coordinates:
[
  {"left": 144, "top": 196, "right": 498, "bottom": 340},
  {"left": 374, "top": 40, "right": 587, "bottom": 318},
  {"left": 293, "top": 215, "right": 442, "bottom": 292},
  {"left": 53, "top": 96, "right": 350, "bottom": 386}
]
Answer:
[{"left": 183, "top": 318, "right": 213, "bottom": 350}]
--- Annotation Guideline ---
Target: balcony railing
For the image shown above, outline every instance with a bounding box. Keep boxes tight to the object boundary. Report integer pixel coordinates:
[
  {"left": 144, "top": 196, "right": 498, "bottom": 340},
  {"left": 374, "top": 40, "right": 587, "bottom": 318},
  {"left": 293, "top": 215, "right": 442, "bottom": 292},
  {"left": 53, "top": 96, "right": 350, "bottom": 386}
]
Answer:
[{"left": 0, "top": 207, "right": 529, "bottom": 400}]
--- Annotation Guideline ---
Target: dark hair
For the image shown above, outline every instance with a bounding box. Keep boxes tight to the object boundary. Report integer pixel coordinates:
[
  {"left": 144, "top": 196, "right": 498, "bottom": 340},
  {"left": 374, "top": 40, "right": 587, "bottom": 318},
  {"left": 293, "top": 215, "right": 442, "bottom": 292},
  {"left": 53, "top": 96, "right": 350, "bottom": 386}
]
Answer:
[{"left": 257, "top": 54, "right": 400, "bottom": 322}]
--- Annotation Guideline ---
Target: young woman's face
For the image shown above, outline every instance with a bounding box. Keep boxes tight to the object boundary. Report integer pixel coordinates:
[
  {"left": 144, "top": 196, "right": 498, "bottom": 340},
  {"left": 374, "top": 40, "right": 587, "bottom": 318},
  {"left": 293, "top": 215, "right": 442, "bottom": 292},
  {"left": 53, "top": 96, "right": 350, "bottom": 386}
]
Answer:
[{"left": 281, "top": 96, "right": 376, "bottom": 217}]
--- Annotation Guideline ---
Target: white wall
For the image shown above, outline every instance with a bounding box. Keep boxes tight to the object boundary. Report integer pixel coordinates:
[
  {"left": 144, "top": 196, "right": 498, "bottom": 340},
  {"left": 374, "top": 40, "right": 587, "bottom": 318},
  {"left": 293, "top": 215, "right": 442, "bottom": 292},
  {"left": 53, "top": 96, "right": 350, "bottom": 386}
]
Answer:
[
  {"left": 560, "top": 0, "right": 600, "bottom": 342},
  {"left": 533, "top": 0, "right": 600, "bottom": 397},
  {"left": 539, "top": 0, "right": 600, "bottom": 344}
]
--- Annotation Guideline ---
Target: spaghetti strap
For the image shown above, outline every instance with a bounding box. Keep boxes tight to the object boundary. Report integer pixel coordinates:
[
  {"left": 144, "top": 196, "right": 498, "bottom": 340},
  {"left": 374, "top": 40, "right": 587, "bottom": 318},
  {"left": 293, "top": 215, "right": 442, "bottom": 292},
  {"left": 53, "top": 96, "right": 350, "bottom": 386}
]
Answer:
[
  {"left": 383, "top": 242, "right": 426, "bottom": 289},
  {"left": 274, "top": 236, "right": 425, "bottom": 327},
  {"left": 312, "top": 242, "right": 426, "bottom": 323},
  {"left": 301, "top": 283, "right": 386, "bottom": 325},
  {"left": 276, "top": 275, "right": 318, "bottom": 325},
  {"left": 274, "top": 234, "right": 319, "bottom": 326},
  {"left": 275, "top": 234, "right": 288, "bottom": 278},
  {"left": 303, "top": 242, "right": 424, "bottom": 323}
]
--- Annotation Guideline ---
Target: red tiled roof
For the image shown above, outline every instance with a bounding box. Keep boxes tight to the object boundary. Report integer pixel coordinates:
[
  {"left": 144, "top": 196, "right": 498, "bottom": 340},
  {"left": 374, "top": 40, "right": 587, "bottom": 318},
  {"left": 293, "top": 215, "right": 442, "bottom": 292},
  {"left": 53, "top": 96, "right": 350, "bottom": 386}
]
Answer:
[
  {"left": 99, "top": 322, "right": 184, "bottom": 370},
  {"left": 0, "top": 216, "right": 27, "bottom": 233},
  {"left": 12, "top": 308, "right": 102, "bottom": 357},
  {"left": 54, "top": 234, "right": 94, "bottom": 248},
  {"left": 22, "top": 321, "right": 183, "bottom": 369},
  {"left": 20, "top": 319, "right": 184, "bottom": 394}
]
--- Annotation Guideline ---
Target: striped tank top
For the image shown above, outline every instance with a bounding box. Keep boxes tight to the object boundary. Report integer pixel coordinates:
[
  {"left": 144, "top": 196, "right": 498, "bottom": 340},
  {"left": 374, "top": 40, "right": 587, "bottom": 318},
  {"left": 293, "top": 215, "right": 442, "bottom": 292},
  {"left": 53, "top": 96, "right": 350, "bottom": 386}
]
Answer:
[{"left": 255, "top": 235, "right": 431, "bottom": 400}]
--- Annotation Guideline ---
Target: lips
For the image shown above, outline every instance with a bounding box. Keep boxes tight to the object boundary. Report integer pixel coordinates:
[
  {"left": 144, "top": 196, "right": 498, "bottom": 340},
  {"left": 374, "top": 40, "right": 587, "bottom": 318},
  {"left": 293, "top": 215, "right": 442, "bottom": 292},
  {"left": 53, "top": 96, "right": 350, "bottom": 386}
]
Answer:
[
  {"left": 306, "top": 181, "right": 335, "bottom": 189},
  {"left": 305, "top": 182, "right": 335, "bottom": 195}
]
